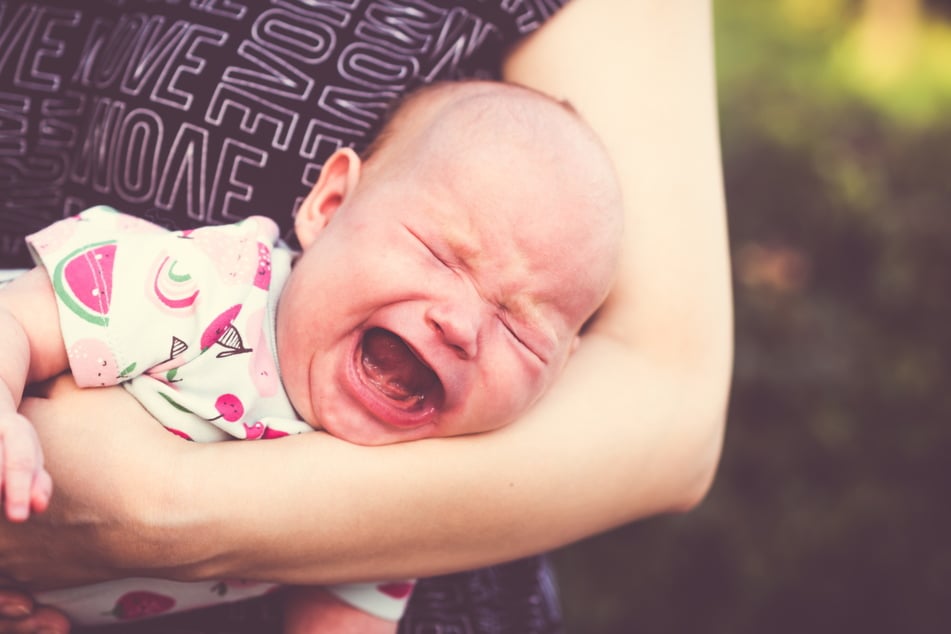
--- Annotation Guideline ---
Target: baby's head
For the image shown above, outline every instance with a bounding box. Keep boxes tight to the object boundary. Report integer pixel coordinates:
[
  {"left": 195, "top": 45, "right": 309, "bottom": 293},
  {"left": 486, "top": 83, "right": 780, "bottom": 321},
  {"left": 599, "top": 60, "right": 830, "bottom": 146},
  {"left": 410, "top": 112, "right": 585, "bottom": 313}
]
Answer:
[{"left": 277, "top": 80, "right": 623, "bottom": 445}]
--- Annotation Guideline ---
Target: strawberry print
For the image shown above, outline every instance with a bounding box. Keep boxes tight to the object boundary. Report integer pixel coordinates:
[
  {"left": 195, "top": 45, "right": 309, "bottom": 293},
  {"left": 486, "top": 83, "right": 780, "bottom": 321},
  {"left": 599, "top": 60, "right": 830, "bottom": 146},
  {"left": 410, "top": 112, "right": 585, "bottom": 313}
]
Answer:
[
  {"left": 377, "top": 582, "right": 415, "bottom": 599},
  {"left": 107, "top": 591, "right": 175, "bottom": 620}
]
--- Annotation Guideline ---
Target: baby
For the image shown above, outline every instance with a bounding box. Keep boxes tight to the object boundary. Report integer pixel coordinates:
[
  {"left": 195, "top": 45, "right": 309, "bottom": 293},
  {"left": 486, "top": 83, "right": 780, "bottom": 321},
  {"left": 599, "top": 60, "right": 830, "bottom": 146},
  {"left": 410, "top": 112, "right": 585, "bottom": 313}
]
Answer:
[{"left": 0, "top": 80, "right": 623, "bottom": 631}]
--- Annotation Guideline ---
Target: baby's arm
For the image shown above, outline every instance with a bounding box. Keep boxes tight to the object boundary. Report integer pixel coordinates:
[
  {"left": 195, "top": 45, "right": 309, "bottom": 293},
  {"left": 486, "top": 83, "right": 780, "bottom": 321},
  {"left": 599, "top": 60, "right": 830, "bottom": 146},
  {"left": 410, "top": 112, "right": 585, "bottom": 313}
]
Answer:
[
  {"left": 283, "top": 587, "right": 397, "bottom": 634},
  {"left": 0, "top": 269, "right": 68, "bottom": 521}
]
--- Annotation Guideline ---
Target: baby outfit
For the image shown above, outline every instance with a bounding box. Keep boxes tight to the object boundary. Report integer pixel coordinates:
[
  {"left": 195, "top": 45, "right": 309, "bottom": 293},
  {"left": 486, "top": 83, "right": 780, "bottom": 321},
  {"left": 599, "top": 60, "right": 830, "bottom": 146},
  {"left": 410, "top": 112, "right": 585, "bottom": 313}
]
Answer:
[{"left": 26, "top": 206, "right": 412, "bottom": 625}]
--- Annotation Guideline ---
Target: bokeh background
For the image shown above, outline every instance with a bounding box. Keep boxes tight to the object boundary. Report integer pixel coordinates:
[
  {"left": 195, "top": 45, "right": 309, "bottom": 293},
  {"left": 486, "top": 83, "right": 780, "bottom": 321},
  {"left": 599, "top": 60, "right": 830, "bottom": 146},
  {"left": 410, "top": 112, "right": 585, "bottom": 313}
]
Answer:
[{"left": 553, "top": 0, "right": 951, "bottom": 632}]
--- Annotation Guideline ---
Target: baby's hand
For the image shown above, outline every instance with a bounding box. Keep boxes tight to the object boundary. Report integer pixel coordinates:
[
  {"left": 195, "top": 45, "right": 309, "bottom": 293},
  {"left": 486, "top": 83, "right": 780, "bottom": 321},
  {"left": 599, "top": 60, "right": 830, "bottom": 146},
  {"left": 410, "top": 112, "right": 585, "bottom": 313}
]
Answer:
[{"left": 0, "top": 411, "right": 52, "bottom": 522}]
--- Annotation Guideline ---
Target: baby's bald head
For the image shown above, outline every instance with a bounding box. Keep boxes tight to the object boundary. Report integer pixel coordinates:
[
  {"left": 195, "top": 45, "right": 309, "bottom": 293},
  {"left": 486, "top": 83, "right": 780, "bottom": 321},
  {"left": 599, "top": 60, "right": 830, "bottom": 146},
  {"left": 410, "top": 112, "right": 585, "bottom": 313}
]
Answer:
[{"left": 363, "top": 80, "right": 625, "bottom": 334}]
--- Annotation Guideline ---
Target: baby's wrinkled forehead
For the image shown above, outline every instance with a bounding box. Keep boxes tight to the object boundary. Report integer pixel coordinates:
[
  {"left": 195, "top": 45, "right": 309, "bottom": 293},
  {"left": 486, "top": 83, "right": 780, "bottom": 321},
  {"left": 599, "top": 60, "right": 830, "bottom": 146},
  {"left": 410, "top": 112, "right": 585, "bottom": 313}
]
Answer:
[{"left": 380, "top": 81, "right": 624, "bottom": 317}]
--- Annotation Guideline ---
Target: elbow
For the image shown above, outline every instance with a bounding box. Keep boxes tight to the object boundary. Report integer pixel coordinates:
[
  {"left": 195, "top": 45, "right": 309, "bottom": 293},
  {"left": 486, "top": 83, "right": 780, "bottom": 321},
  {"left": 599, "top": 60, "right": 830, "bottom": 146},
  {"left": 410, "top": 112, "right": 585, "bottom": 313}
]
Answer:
[
  {"left": 670, "top": 436, "right": 723, "bottom": 513},
  {"left": 670, "top": 372, "right": 731, "bottom": 514},
  {"left": 679, "top": 328, "right": 733, "bottom": 513}
]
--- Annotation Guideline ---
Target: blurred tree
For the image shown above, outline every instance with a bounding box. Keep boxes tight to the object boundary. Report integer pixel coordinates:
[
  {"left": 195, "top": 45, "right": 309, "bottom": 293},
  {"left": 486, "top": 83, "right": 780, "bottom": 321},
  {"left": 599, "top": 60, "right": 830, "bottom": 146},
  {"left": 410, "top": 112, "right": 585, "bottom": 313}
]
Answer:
[
  {"left": 555, "top": 1, "right": 951, "bottom": 632},
  {"left": 835, "top": 0, "right": 951, "bottom": 125}
]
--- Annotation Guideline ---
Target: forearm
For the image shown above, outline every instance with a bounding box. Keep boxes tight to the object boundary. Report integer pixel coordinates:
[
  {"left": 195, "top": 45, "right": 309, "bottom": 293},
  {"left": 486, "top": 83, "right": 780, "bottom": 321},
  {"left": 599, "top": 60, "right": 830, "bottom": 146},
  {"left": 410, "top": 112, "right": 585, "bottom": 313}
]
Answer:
[
  {"left": 177, "top": 333, "right": 728, "bottom": 585},
  {"left": 10, "top": 343, "right": 722, "bottom": 588},
  {"left": 8, "top": 383, "right": 192, "bottom": 588}
]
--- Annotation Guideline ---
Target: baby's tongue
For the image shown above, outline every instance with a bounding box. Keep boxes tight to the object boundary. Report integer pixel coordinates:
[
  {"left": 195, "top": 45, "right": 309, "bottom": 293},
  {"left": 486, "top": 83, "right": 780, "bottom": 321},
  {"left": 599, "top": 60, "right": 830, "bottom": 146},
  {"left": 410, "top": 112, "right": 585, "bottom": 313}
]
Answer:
[{"left": 361, "top": 328, "right": 437, "bottom": 408}]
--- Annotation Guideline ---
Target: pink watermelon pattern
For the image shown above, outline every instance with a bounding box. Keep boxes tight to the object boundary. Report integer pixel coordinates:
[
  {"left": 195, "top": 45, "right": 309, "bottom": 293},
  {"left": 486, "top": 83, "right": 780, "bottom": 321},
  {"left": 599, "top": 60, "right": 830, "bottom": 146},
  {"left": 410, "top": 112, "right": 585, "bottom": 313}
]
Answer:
[{"left": 51, "top": 241, "right": 117, "bottom": 326}]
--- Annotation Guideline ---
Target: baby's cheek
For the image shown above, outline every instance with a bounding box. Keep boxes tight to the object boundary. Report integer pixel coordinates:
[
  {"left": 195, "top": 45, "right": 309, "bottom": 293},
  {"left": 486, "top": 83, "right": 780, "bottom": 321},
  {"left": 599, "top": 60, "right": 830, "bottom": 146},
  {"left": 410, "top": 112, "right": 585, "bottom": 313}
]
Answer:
[{"left": 503, "top": 360, "right": 553, "bottom": 421}]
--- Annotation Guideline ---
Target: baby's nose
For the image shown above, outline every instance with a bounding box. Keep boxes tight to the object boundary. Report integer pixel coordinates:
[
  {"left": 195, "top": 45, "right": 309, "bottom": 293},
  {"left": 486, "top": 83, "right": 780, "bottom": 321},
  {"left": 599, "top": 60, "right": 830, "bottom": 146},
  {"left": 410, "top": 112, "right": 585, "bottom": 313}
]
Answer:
[{"left": 426, "top": 301, "right": 480, "bottom": 360}]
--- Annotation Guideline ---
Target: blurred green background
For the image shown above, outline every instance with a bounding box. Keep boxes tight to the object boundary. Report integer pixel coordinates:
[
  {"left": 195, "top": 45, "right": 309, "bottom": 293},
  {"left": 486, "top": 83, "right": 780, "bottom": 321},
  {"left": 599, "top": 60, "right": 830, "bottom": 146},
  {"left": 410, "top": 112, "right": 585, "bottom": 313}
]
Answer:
[{"left": 553, "top": 0, "right": 951, "bottom": 632}]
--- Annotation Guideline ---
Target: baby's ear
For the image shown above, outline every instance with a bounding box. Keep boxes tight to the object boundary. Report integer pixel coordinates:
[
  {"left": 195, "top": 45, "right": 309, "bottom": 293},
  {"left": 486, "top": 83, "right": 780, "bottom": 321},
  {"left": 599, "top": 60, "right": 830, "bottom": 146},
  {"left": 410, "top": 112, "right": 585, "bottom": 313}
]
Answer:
[{"left": 295, "top": 148, "right": 362, "bottom": 248}]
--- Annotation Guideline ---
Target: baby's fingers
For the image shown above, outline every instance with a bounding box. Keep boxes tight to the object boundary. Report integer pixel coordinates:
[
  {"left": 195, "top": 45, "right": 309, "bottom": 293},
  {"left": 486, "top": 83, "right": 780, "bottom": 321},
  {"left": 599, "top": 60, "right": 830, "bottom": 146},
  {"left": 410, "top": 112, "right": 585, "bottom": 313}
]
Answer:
[
  {"left": 0, "top": 414, "right": 49, "bottom": 522},
  {"left": 29, "top": 468, "right": 52, "bottom": 515}
]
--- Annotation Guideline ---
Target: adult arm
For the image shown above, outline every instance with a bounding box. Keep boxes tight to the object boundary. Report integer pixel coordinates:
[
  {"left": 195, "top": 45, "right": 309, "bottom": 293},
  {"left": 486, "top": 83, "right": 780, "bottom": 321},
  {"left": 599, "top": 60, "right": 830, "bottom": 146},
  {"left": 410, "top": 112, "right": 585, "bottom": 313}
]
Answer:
[{"left": 0, "top": 0, "right": 731, "bottom": 589}]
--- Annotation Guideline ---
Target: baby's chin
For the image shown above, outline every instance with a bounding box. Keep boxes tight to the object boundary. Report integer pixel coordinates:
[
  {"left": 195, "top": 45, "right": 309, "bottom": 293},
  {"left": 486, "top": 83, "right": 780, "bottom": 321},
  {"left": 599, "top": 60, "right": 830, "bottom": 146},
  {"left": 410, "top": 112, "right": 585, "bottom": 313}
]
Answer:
[{"left": 316, "top": 405, "right": 438, "bottom": 446}]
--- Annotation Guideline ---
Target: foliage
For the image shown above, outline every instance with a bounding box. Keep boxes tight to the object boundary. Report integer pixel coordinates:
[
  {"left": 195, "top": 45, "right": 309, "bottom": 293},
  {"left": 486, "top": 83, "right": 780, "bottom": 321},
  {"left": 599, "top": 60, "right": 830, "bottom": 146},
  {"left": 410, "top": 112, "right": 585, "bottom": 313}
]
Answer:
[{"left": 554, "top": 1, "right": 951, "bottom": 632}]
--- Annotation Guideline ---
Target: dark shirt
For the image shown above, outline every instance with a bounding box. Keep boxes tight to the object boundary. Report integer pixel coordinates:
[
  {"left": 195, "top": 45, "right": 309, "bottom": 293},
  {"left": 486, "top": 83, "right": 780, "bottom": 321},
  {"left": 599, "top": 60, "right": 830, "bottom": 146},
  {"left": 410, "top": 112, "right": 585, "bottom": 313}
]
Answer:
[{"left": 1, "top": 0, "right": 569, "bottom": 267}]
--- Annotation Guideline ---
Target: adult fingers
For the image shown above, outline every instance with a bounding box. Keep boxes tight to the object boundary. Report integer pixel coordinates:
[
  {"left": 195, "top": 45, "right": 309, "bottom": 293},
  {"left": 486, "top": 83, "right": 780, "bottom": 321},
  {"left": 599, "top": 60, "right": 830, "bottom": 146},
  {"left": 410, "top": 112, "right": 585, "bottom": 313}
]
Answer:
[
  {"left": 0, "top": 605, "right": 71, "bottom": 634},
  {"left": 0, "top": 588, "right": 32, "bottom": 620}
]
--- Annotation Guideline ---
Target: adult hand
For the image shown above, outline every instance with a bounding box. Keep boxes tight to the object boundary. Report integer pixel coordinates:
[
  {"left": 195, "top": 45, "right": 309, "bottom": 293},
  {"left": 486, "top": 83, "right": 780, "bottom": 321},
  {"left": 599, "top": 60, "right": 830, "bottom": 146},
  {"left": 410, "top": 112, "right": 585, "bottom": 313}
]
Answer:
[
  {"left": 0, "top": 375, "right": 191, "bottom": 590},
  {"left": 0, "top": 588, "right": 70, "bottom": 634},
  {"left": 0, "top": 376, "right": 188, "bottom": 633}
]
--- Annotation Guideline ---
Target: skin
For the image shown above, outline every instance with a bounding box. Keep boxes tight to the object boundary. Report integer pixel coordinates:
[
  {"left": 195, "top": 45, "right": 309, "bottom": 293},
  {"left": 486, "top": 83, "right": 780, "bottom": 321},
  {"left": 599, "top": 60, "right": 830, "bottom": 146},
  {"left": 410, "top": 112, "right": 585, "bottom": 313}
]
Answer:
[
  {"left": 0, "top": 269, "right": 61, "bottom": 521},
  {"left": 0, "top": 0, "right": 732, "bottom": 631},
  {"left": 281, "top": 83, "right": 621, "bottom": 445}
]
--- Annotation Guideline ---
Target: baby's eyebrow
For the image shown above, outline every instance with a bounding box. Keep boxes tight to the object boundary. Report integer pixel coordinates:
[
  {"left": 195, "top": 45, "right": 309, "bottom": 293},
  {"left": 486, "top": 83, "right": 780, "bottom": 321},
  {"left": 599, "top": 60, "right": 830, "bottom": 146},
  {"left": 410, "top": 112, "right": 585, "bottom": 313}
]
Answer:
[{"left": 439, "top": 221, "right": 480, "bottom": 267}]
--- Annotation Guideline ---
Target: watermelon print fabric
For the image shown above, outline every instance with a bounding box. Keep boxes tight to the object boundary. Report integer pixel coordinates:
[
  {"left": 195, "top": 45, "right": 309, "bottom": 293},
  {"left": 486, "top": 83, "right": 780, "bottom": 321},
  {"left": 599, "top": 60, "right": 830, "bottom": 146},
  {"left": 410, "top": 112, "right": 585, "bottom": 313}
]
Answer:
[{"left": 27, "top": 206, "right": 308, "bottom": 441}]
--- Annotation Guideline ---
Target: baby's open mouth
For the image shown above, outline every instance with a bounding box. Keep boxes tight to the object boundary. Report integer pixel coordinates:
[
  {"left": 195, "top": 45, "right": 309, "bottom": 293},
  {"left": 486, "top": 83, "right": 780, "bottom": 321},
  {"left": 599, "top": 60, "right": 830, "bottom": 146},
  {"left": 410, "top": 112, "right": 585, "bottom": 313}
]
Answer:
[{"left": 360, "top": 328, "right": 441, "bottom": 411}]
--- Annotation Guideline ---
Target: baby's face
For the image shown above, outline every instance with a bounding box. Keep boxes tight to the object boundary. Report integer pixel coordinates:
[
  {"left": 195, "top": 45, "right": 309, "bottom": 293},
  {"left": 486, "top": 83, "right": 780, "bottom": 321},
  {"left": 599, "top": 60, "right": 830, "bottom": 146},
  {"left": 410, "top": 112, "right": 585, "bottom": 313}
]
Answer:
[{"left": 277, "top": 95, "right": 620, "bottom": 446}]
